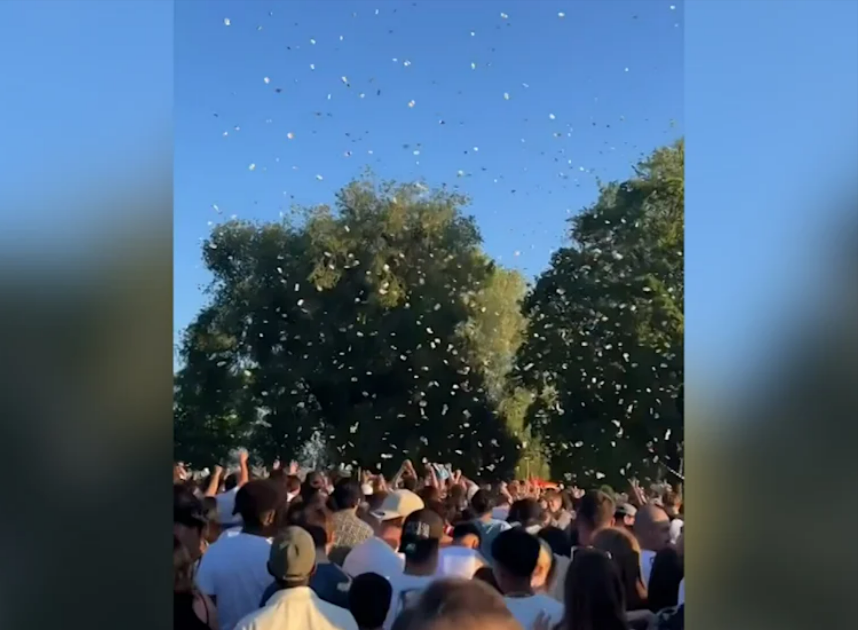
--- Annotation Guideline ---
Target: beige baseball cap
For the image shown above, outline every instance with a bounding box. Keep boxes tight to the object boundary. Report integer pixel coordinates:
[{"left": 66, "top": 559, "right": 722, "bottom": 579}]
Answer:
[{"left": 371, "top": 489, "right": 424, "bottom": 521}]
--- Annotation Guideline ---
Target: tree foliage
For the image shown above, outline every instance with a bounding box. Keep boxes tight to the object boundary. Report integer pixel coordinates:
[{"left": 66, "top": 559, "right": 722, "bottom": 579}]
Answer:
[
  {"left": 513, "top": 140, "right": 684, "bottom": 485},
  {"left": 174, "top": 179, "right": 527, "bottom": 478}
]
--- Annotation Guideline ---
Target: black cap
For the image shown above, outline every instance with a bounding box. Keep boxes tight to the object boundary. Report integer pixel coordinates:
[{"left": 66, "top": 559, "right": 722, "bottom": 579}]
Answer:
[{"left": 400, "top": 508, "right": 444, "bottom": 561}]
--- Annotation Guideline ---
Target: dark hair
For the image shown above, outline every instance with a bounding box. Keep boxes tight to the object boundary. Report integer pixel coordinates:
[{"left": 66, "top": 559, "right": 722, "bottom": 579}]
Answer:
[
  {"left": 538, "top": 525, "right": 572, "bottom": 557},
  {"left": 562, "top": 548, "right": 629, "bottom": 630},
  {"left": 402, "top": 477, "right": 418, "bottom": 492},
  {"left": 302, "top": 524, "right": 328, "bottom": 549},
  {"left": 293, "top": 505, "right": 333, "bottom": 548},
  {"left": 577, "top": 490, "right": 616, "bottom": 530},
  {"left": 224, "top": 473, "right": 239, "bottom": 491},
  {"left": 349, "top": 572, "right": 392, "bottom": 629},
  {"left": 332, "top": 478, "right": 363, "bottom": 511},
  {"left": 593, "top": 528, "right": 648, "bottom": 611},
  {"left": 648, "top": 547, "right": 684, "bottom": 612},
  {"left": 508, "top": 498, "right": 543, "bottom": 527},
  {"left": 452, "top": 521, "right": 482, "bottom": 543},
  {"left": 426, "top": 499, "right": 451, "bottom": 524},
  {"left": 470, "top": 490, "right": 494, "bottom": 516},
  {"left": 491, "top": 528, "right": 541, "bottom": 578},
  {"left": 234, "top": 480, "right": 280, "bottom": 527},
  {"left": 473, "top": 566, "right": 501, "bottom": 593}
]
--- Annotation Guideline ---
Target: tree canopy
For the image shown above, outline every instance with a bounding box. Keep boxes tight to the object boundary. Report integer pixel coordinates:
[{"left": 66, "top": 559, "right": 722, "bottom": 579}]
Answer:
[
  {"left": 513, "top": 140, "right": 684, "bottom": 485},
  {"left": 174, "top": 179, "right": 526, "bottom": 478},
  {"left": 175, "top": 141, "right": 684, "bottom": 484}
]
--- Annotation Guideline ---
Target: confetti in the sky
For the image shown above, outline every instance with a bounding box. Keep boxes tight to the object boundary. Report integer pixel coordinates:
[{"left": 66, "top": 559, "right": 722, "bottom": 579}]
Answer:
[
  {"left": 223, "top": 17, "right": 230, "bottom": 26},
  {"left": 248, "top": 163, "right": 256, "bottom": 171}
]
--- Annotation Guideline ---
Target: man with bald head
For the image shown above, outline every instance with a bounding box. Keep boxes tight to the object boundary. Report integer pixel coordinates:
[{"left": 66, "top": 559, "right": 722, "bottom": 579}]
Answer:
[{"left": 634, "top": 503, "right": 672, "bottom": 587}]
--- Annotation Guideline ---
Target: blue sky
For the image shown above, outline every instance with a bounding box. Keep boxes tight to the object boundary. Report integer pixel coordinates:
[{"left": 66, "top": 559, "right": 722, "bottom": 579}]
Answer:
[{"left": 174, "top": 0, "right": 684, "bottom": 356}]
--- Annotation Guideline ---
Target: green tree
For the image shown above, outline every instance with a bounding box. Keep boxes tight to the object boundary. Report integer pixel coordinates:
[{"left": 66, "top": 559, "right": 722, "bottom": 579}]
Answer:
[
  {"left": 174, "top": 179, "right": 524, "bottom": 478},
  {"left": 514, "top": 140, "right": 684, "bottom": 486}
]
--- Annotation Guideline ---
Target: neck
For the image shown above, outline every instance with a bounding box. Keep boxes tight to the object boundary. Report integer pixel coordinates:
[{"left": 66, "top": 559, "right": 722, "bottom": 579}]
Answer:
[
  {"left": 503, "top": 582, "right": 534, "bottom": 597},
  {"left": 479, "top": 513, "right": 492, "bottom": 522},
  {"left": 405, "top": 561, "right": 437, "bottom": 577}
]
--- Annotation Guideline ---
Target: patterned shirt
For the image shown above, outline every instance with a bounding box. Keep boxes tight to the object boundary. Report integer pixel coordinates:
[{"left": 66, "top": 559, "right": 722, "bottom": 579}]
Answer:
[{"left": 329, "top": 510, "right": 374, "bottom": 566}]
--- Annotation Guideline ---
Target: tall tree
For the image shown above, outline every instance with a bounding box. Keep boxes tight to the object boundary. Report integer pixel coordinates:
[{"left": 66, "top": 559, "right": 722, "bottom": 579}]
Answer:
[
  {"left": 514, "top": 141, "right": 684, "bottom": 485},
  {"left": 174, "top": 179, "right": 523, "bottom": 478}
]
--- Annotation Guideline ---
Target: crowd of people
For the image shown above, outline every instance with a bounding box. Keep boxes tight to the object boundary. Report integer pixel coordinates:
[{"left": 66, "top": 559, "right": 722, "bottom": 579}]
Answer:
[{"left": 173, "top": 453, "right": 685, "bottom": 630}]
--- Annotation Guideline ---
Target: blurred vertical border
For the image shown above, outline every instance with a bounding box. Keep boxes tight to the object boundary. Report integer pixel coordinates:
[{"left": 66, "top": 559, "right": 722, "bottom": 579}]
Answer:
[
  {"left": 685, "top": 2, "right": 857, "bottom": 629},
  {"left": 0, "top": 1, "right": 173, "bottom": 628}
]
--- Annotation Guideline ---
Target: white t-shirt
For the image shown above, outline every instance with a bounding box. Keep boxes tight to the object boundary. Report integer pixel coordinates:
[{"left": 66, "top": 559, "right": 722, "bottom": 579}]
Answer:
[
  {"left": 342, "top": 536, "right": 404, "bottom": 580},
  {"left": 196, "top": 532, "right": 273, "bottom": 630},
  {"left": 233, "top": 586, "right": 358, "bottom": 630},
  {"left": 640, "top": 549, "right": 657, "bottom": 587},
  {"left": 669, "top": 519, "right": 684, "bottom": 544},
  {"left": 384, "top": 573, "right": 436, "bottom": 630},
  {"left": 504, "top": 594, "right": 564, "bottom": 630},
  {"left": 435, "top": 546, "right": 484, "bottom": 579},
  {"left": 491, "top": 506, "right": 510, "bottom": 521}
]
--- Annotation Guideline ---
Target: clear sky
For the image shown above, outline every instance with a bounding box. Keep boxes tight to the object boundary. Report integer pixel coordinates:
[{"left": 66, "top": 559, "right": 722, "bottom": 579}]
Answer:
[{"left": 174, "top": 0, "right": 684, "bottom": 355}]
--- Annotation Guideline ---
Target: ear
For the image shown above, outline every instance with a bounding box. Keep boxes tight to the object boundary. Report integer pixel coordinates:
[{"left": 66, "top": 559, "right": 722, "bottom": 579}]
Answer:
[{"left": 262, "top": 510, "right": 276, "bottom": 526}]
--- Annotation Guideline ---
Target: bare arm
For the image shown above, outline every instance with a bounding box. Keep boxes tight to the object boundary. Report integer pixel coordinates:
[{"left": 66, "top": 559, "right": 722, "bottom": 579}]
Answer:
[
  {"left": 204, "top": 466, "right": 224, "bottom": 498},
  {"left": 237, "top": 450, "right": 250, "bottom": 488}
]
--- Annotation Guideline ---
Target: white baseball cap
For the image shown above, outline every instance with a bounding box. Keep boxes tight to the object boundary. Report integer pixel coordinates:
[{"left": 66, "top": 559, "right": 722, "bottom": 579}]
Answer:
[{"left": 371, "top": 489, "right": 424, "bottom": 521}]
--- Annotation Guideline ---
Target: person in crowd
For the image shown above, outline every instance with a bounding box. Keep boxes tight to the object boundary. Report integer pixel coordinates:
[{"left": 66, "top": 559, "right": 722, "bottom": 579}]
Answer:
[
  {"left": 201, "top": 496, "right": 222, "bottom": 546},
  {"left": 343, "top": 490, "right": 424, "bottom": 579},
  {"left": 469, "top": 489, "right": 511, "bottom": 564},
  {"left": 646, "top": 547, "right": 683, "bottom": 613},
  {"left": 175, "top": 535, "right": 219, "bottom": 630},
  {"left": 215, "top": 451, "right": 251, "bottom": 534},
  {"left": 261, "top": 506, "right": 352, "bottom": 608},
  {"left": 491, "top": 483, "right": 513, "bottom": 521},
  {"left": 384, "top": 508, "right": 446, "bottom": 628},
  {"left": 575, "top": 489, "right": 615, "bottom": 547},
  {"left": 537, "top": 547, "right": 630, "bottom": 630},
  {"left": 537, "top": 526, "right": 572, "bottom": 558},
  {"left": 538, "top": 527, "right": 572, "bottom": 603},
  {"left": 473, "top": 565, "right": 502, "bottom": 593},
  {"left": 633, "top": 504, "right": 671, "bottom": 587},
  {"left": 661, "top": 490, "right": 683, "bottom": 545},
  {"left": 446, "top": 484, "right": 468, "bottom": 516},
  {"left": 507, "top": 498, "right": 545, "bottom": 534},
  {"left": 531, "top": 538, "right": 558, "bottom": 595},
  {"left": 435, "top": 521, "right": 485, "bottom": 579},
  {"left": 543, "top": 490, "right": 572, "bottom": 530},
  {"left": 490, "top": 528, "right": 564, "bottom": 629},
  {"left": 349, "top": 573, "right": 393, "bottom": 630},
  {"left": 615, "top": 502, "right": 637, "bottom": 531},
  {"left": 329, "top": 478, "right": 375, "bottom": 566},
  {"left": 392, "top": 578, "right": 522, "bottom": 630},
  {"left": 593, "top": 528, "right": 649, "bottom": 612},
  {"left": 175, "top": 486, "right": 208, "bottom": 564},
  {"left": 196, "top": 480, "right": 279, "bottom": 630},
  {"left": 234, "top": 526, "right": 358, "bottom": 630}
]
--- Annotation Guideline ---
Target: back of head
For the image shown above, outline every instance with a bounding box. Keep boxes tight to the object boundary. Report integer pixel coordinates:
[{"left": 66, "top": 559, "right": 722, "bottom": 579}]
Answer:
[
  {"left": 592, "top": 528, "right": 647, "bottom": 611},
  {"left": 565, "top": 548, "right": 630, "bottom": 630},
  {"left": 508, "top": 498, "right": 543, "bottom": 528},
  {"left": 332, "top": 478, "right": 363, "bottom": 511},
  {"left": 235, "top": 479, "right": 280, "bottom": 528},
  {"left": 395, "top": 578, "right": 521, "bottom": 630},
  {"left": 469, "top": 489, "right": 494, "bottom": 516},
  {"left": 293, "top": 505, "right": 333, "bottom": 548},
  {"left": 634, "top": 504, "right": 671, "bottom": 551},
  {"left": 647, "top": 547, "right": 684, "bottom": 612},
  {"left": 538, "top": 525, "right": 572, "bottom": 557},
  {"left": 577, "top": 490, "right": 616, "bottom": 533},
  {"left": 173, "top": 535, "right": 194, "bottom": 594},
  {"left": 491, "top": 528, "right": 541, "bottom": 580},
  {"left": 349, "top": 572, "right": 392, "bottom": 629}
]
